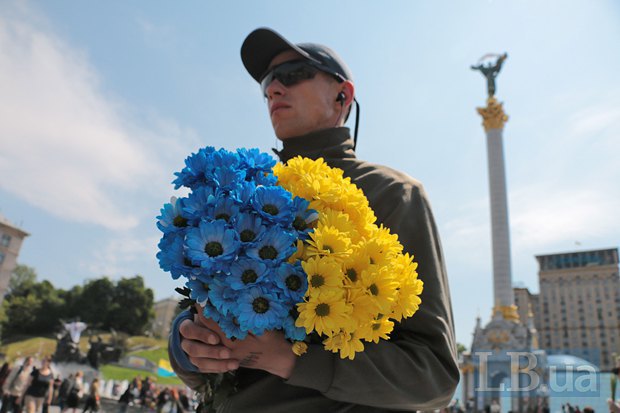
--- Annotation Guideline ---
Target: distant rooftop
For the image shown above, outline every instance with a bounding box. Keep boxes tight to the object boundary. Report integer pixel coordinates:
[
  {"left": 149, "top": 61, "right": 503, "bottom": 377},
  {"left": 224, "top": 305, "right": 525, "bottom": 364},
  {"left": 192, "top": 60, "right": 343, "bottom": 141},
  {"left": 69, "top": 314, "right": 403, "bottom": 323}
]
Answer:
[
  {"left": 536, "top": 248, "right": 618, "bottom": 271},
  {"left": 0, "top": 212, "right": 29, "bottom": 236}
]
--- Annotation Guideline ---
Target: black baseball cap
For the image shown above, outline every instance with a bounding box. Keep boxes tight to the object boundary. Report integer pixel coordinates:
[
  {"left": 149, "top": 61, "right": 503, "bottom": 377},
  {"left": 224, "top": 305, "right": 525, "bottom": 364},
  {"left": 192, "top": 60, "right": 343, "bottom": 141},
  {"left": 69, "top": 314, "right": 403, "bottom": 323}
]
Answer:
[{"left": 241, "top": 27, "right": 353, "bottom": 84}]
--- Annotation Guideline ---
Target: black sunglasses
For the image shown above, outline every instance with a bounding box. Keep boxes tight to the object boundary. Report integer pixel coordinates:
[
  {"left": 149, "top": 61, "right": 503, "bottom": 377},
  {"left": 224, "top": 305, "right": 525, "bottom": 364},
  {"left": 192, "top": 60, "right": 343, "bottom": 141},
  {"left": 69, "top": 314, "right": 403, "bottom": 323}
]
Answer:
[{"left": 259, "top": 60, "right": 344, "bottom": 97}]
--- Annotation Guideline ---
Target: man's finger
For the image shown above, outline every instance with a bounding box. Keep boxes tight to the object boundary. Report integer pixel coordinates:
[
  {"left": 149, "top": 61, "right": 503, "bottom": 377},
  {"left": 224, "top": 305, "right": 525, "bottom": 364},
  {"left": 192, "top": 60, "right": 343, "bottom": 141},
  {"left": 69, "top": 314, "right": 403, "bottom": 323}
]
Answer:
[
  {"left": 189, "top": 356, "right": 239, "bottom": 374},
  {"left": 180, "top": 340, "right": 232, "bottom": 360},
  {"left": 193, "top": 310, "right": 237, "bottom": 347},
  {"left": 179, "top": 319, "right": 220, "bottom": 345}
]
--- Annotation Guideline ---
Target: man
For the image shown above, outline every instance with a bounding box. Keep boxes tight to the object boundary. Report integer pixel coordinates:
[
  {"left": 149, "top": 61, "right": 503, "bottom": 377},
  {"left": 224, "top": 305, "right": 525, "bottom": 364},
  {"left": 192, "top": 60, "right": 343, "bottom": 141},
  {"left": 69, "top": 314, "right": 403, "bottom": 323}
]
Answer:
[
  {"left": 1, "top": 357, "right": 33, "bottom": 413},
  {"left": 168, "top": 27, "right": 459, "bottom": 412}
]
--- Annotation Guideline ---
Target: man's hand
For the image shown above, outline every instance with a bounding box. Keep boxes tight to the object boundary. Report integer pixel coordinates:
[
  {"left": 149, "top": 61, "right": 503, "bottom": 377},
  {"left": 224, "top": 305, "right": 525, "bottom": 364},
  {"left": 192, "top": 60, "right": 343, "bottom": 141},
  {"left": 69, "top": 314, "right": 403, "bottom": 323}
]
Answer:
[
  {"left": 179, "top": 315, "right": 239, "bottom": 374},
  {"left": 216, "top": 324, "right": 297, "bottom": 379},
  {"left": 180, "top": 306, "right": 297, "bottom": 379}
]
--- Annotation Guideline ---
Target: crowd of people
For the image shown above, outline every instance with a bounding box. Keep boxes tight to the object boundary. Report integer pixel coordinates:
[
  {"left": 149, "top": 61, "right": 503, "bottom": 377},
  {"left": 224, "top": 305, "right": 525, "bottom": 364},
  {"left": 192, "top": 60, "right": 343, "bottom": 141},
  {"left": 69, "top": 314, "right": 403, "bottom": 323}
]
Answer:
[
  {"left": 117, "top": 375, "right": 191, "bottom": 413},
  {"left": 0, "top": 357, "right": 192, "bottom": 413}
]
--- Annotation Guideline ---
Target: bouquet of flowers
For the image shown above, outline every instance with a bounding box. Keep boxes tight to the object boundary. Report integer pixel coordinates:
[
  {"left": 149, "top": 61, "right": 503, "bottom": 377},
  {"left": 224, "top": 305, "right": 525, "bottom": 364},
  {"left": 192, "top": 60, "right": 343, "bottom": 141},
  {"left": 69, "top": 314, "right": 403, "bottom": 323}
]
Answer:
[{"left": 157, "top": 147, "right": 423, "bottom": 360}]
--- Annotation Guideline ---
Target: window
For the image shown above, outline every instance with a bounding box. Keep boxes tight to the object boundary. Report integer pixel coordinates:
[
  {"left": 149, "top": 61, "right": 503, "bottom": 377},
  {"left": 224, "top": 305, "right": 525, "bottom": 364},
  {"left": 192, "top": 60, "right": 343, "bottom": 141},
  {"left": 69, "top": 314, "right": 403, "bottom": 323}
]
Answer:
[
  {"left": 0, "top": 234, "right": 10, "bottom": 247},
  {"left": 0, "top": 251, "right": 5, "bottom": 265}
]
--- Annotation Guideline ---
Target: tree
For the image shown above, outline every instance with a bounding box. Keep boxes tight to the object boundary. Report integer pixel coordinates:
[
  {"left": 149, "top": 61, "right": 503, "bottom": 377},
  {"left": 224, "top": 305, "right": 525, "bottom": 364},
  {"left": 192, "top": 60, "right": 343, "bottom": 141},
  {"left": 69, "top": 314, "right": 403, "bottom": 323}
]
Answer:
[
  {"left": 73, "top": 277, "right": 115, "bottom": 328},
  {"left": 9, "top": 264, "right": 37, "bottom": 292},
  {"left": 107, "top": 276, "right": 154, "bottom": 335},
  {"left": 457, "top": 342, "right": 468, "bottom": 356},
  {"left": 1, "top": 277, "right": 63, "bottom": 339},
  {"left": 1, "top": 266, "right": 156, "bottom": 339},
  {"left": 29, "top": 280, "right": 65, "bottom": 334}
]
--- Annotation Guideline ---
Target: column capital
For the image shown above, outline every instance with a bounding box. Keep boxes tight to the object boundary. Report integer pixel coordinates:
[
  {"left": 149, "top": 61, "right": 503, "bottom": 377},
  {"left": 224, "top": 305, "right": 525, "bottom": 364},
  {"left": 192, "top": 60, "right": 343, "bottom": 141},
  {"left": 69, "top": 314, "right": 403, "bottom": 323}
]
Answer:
[{"left": 477, "top": 97, "right": 509, "bottom": 131}]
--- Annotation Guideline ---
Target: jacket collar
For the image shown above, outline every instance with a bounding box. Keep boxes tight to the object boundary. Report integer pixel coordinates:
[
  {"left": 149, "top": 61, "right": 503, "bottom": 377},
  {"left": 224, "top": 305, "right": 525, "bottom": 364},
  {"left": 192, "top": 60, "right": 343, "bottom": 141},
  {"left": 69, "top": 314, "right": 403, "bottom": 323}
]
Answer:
[{"left": 276, "top": 127, "right": 356, "bottom": 162}]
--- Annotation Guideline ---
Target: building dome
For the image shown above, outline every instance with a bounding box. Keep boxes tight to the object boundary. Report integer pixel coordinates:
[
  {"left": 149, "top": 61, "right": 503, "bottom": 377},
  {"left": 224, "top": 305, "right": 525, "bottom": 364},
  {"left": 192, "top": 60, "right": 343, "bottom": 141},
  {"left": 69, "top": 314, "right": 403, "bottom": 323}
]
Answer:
[{"left": 546, "top": 354, "right": 599, "bottom": 372}]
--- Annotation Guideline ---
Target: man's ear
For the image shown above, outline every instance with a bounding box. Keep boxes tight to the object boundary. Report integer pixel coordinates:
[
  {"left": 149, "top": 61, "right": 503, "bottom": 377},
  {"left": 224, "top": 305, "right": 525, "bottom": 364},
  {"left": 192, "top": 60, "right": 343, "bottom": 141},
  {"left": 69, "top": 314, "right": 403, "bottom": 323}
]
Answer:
[{"left": 341, "top": 81, "right": 355, "bottom": 107}]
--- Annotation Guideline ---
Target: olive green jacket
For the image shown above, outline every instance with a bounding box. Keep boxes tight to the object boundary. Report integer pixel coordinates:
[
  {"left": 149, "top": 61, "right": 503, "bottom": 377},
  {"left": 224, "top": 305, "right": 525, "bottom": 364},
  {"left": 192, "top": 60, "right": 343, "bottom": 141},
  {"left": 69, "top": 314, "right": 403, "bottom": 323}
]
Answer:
[{"left": 169, "top": 127, "right": 459, "bottom": 412}]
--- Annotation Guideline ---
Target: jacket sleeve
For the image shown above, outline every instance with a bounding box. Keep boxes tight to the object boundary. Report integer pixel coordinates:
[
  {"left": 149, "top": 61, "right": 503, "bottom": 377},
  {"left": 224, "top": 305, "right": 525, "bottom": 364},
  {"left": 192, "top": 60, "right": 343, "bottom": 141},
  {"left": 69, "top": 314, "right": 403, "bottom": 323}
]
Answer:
[
  {"left": 168, "top": 310, "right": 210, "bottom": 394},
  {"left": 285, "top": 183, "right": 460, "bottom": 410}
]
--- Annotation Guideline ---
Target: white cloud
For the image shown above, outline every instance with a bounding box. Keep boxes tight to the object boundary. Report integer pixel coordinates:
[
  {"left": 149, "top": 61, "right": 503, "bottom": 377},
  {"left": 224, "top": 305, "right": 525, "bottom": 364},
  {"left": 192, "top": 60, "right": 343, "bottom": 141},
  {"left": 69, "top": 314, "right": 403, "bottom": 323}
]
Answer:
[
  {"left": 83, "top": 232, "right": 182, "bottom": 300},
  {"left": 510, "top": 186, "right": 620, "bottom": 250},
  {"left": 85, "top": 234, "right": 159, "bottom": 277},
  {"left": 0, "top": 3, "right": 196, "bottom": 230},
  {"left": 568, "top": 105, "right": 620, "bottom": 145}
]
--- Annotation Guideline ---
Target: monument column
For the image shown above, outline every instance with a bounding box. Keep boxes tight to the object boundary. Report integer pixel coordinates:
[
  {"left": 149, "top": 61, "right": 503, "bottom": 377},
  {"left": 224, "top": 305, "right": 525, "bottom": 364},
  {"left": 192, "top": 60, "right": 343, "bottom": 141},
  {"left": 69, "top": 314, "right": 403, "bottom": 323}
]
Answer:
[{"left": 472, "top": 54, "right": 519, "bottom": 322}]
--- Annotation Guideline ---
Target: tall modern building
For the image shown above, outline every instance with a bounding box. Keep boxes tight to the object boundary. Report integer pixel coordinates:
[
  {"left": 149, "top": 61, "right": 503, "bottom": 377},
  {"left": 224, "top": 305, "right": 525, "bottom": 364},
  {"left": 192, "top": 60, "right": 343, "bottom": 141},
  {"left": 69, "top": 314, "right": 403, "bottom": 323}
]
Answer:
[
  {"left": 0, "top": 213, "right": 29, "bottom": 301},
  {"left": 513, "top": 287, "right": 539, "bottom": 343},
  {"left": 534, "top": 248, "right": 620, "bottom": 370}
]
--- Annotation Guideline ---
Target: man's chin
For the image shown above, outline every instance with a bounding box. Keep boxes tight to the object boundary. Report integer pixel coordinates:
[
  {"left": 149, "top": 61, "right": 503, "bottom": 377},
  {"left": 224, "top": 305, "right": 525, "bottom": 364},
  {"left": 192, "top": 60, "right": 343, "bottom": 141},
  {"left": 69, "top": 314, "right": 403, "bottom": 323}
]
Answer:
[{"left": 273, "top": 125, "right": 297, "bottom": 140}]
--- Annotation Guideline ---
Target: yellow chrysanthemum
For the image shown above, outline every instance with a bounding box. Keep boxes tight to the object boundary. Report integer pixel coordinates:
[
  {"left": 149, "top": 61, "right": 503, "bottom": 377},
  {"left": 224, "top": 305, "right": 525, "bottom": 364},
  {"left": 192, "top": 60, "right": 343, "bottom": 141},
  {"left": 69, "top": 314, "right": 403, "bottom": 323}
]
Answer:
[
  {"left": 392, "top": 252, "right": 418, "bottom": 275},
  {"left": 292, "top": 341, "right": 308, "bottom": 356},
  {"left": 288, "top": 240, "right": 308, "bottom": 264},
  {"left": 374, "top": 225, "right": 403, "bottom": 255},
  {"left": 360, "top": 266, "right": 399, "bottom": 314},
  {"left": 296, "top": 290, "right": 353, "bottom": 336},
  {"left": 323, "top": 330, "right": 365, "bottom": 360},
  {"left": 341, "top": 245, "right": 370, "bottom": 285},
  {"left": 346, "top": 286, "right": 380, "bottom": 324},
  {"left": 390, "top": 277, "right": 424, "bottom": 321},
  {"left": 318, "top": 208, "right": 361, "bottom": 243},
  {"left": 358, "top": 316, "right": 394, "bottom": 343},
  {"left": 306, "top": 225, "right": 352, "bottom": 262},
  {"left": 358, "top": 237, "right": 393, "bottom": 267},
  {"left": 301, "top": 257, "right": 344, "bottom": 296},
  {"left": 278, "top": 157, "right": 330, "bottom": 177},
  {"left": 274, "top": 156, "right": 424, "bottom": 357},
  {"left": 332, "top": 185, "right": 367, "bottom": 210}
]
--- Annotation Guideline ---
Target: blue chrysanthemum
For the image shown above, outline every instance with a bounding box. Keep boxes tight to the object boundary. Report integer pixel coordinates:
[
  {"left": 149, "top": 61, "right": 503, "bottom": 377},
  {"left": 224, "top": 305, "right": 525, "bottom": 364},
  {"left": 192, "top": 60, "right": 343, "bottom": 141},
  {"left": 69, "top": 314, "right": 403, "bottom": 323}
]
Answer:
[
  {"left": 186, "top": 274, "right": 216, "bottom": 306},
  {"left": 173, "top": 146, "right": 216, "bottom": 189},
  {"left": 274, "top": 262, "right": 308, "bottom": 302},
  {"left": 237, "top": 286, "right": 287, "bottom": 334},
  {"left": 217, "top": 311, "right": 248, "bottom": 340},
  {"left": 291, "top": 197, "right": 318, "bottom": 240},
  {"left": 245, "top": 226, "right": 297, "bottom": 266},
  {"left": 183, "top": 186, "right": 216, "bottom": 223},
  {"left": 233, "top": 213, "right": 266, "bottom": 245},
  {"left": 228, "top": 259, "right": 269, "bottom": 290},
  {"left": 232, "top": 180, "right": 257, "bottom": 207},
  {"left": 237, "top": 148, "right": 277, "bottom": 176},
  {"left": 208, "top": 277, "right": 240, "bottom": 315},
  {"left": 201, "top": 301, "right": 222, "bottom": 323},
  {"left": 186, "top": 220, "right": 240, "bottom": 272},
  {"left": 251, "top": 186, "right": 294, "bottom": 225},
  {"left": 157, "top": 232, "right": 182, "bottom": 273},
  {"left": 212, "top": 150, "right": 241, "bottom": 170},
  {"left": 159, "top": 146, "right": 312, "bottom": 336},
  {"left": 283, "top": 312, "right": 307, "bottom": 341},
  {"left": 212, "top": 166, "right": 246, "bottom": 191},
  {"left": 157, "top": 232, "right": 201, "bottom": 280},
  {"left": 254, "top": 171, "right": 278, "bottom": 187},
  {"left": 157, "top": 197, "right": 190, "bottom": 234},
  {"left": 211, "top": 195, "right": 240, "bottom": 223}
]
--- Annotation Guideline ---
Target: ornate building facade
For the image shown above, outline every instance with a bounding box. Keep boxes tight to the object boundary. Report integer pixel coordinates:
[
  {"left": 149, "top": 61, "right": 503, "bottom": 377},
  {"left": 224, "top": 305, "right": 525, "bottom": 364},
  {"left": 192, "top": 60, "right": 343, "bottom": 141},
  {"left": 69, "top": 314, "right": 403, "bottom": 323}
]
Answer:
[{"left": 0, "top": 213, "right": 29, "bottom": 301}]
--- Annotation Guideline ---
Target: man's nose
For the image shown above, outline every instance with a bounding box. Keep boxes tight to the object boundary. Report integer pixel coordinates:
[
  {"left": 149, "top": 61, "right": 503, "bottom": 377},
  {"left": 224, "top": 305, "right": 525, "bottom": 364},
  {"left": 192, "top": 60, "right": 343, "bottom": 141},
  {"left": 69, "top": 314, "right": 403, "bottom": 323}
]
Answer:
[{"left": 265, "top": 79, "right": 285, "bottom": 99}]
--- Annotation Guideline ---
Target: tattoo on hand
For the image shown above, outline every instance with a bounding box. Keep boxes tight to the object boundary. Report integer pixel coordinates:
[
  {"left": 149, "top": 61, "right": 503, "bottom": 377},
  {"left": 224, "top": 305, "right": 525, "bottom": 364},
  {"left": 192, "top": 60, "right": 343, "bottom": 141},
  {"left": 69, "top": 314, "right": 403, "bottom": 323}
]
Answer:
[{"left": 240, "top": 351, "right": 262, "bottom": 367}]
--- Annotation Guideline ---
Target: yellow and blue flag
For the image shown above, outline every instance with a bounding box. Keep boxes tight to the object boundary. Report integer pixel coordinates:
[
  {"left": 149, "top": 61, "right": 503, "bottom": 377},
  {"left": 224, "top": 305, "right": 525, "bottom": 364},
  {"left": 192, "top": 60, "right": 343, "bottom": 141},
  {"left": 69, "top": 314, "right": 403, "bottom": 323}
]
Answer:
[{"left": 157, "top": 358, "right": 177, "bottom": 377}]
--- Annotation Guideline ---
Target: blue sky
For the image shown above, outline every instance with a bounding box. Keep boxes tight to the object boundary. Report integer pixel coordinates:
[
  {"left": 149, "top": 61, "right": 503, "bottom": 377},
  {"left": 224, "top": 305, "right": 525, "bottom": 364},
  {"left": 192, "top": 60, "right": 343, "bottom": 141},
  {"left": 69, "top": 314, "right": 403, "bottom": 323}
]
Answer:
[{"left": 0, "top": 0, "right": 618, "bottom": 347}]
